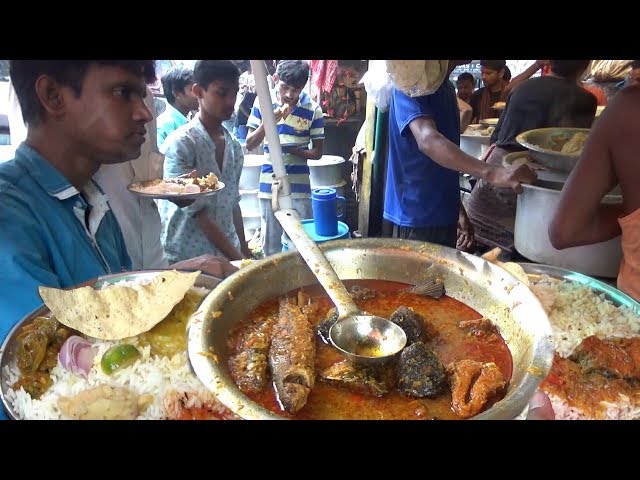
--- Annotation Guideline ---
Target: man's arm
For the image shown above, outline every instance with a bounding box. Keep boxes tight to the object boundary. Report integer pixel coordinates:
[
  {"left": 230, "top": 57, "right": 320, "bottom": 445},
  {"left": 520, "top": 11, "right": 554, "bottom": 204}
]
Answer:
[
  {"left": 233, "top": 204, "right": 250, "bottom": 258},
  {"left": 548, "top": 92, "right": 635, "bottom": 249},
  {"left": 457, "top": 98, "right": 473, "bottom": 133},
  {"left": 504, "top": 60, "right": 547, "bottom": 97},
  {"left": 408, "top": 116, "right": 536, "bottom": 192},
  {"left": 288, "top": 138, "right": 324, "bottom": 160},
  {"left": 196, "top": 211, "right": 245, "bottom": 261},
  {"left": 0, "top": 203, "right": 62, "bottom": 342}
]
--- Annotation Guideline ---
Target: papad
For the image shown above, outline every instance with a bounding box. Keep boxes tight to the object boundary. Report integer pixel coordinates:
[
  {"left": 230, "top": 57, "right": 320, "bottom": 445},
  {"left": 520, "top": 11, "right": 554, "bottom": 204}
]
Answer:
[{"left": 38, "top": 270, "right": 201, "bottom": 340}]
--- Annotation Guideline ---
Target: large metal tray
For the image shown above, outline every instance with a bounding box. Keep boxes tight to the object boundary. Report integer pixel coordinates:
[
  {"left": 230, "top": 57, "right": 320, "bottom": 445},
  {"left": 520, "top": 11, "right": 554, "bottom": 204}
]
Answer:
[
  {"left": 0, "top": 270, "right": 221, "bottom": 420},
  {"left": 519, "top": 262, "right": 640, "bottom": 315}
]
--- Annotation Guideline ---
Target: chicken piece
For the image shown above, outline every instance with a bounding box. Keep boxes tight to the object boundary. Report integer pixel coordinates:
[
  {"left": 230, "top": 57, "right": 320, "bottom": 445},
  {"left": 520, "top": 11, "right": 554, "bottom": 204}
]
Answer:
[
  {"left": 57, "top": 384, "right": 153, "bottom": 420},
  {"left": 12, "top": 371, "right": 53, "bottom": 399},
  {"left": 319, "top": 360, "right": 392, "bottom": 397},
  {"left": 458, "top": 318, "right": 499, "bottom": 339},
  {"left": 568, "top": 335, "right": 640, "bottom": 380},
  {"left": 396, "top": 342, "right": 447, "bottom": 398},
  {"left": 349, "top": 285, "right": 377, "bottom": 301},
  {"left": 389, "top": 306, "right": 437, "bottom": 345},
  {"left": 269, "top": 296, "right": 316, "bottom": 414},
  {"left": 448, "top": 359, "right": 507, "bottom": 419},
  {"left": 317, "top": 307, "right": 339, "bottom": 344},
  {"left": 228, "top": 316, "right": 274, "bottom": 393}
]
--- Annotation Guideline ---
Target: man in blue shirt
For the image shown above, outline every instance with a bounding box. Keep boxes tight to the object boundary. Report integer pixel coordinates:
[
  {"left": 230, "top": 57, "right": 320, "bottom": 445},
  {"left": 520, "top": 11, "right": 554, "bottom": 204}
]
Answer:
[
  {"left": 156, "top": 65, "right": 199, "bottom": 150},
  {"left": 384, "top": 60, "right": 537, "bottom": 248},
  {"left": 0, "top": 60, "right": 156, "bottom": 346}
]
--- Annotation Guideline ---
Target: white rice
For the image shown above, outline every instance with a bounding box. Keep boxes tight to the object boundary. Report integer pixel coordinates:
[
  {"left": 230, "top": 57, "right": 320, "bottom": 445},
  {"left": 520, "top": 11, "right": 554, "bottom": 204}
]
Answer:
[
  {"left": 4, "top": 341, "right": 229, "bottom": 420},
  {"left": 529, "top": 275, "right": 640, "bottom": 420},
  {"left": 3, "top": 276, "right": 230, "bottom": 420}
]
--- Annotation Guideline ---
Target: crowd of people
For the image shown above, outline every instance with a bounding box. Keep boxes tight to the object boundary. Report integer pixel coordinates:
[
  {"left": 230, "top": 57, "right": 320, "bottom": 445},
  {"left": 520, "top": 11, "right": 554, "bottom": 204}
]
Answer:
[{"left": 1, "top": 59, "right": 638, "bottom": 421}]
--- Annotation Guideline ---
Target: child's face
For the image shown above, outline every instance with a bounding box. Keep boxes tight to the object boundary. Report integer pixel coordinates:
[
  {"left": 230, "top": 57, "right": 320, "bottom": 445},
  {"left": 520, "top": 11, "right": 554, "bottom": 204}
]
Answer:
[
  {"left": 277, "top": 80, "right": 304, "bottom": 106},
  {"left": 197, "top": 79, "right": 239, "bottom": 121}
]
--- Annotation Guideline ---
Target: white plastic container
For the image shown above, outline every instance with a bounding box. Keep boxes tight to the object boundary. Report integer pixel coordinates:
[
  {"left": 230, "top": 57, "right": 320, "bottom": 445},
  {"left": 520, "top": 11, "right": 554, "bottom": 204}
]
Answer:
[{"left": 239, "top": 154, "right": 264, "bottom": 191}]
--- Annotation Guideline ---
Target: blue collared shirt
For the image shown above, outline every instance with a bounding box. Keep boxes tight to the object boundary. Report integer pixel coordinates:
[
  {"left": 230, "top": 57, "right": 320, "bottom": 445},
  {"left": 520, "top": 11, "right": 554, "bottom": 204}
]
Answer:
[
  {"left": 156, "top": 103, "right": 189, "bottom": 150},
  {"left": 0, "top": 144, "right": 132, "bottom": 345}
]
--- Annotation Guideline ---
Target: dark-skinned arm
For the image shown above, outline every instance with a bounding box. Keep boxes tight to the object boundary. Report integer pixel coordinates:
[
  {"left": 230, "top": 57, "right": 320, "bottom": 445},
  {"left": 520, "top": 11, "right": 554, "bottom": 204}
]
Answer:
[
  {"left": 233, "top": 204, "right": 251, "bottom": 258},
  {"left": 286, "top": 139, "right": 324, "bottom": 160},
  {"left": 408, "top": 116, "right": 536, "bottom": 192},
  {"left": 195, "top": 211, "right": 245, "bottom": 261},
  {"left": 548, "top": 93, "right": 633, "bottom": 249},
  {"left": 504, "top": 60, "right": 548, "bottom": 96}
]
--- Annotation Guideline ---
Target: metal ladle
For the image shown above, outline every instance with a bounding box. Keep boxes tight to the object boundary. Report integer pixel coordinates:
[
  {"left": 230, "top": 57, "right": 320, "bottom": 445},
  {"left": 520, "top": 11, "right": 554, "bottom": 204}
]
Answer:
[
  {"left": 275, "top": 209, "right": 407, "bottom": 366},
  {"left": 250, "top": 60, "right": 406, "bottom": 367}
]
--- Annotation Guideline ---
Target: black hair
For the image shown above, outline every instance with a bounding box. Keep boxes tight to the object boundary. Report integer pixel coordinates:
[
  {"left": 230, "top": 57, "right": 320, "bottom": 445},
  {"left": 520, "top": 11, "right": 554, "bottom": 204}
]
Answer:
[
  {"left": 480, "top": 60, "right": 506, "bottom": 72},
  {"left": 503, "top": 66, "right": 512, "bottom": 82},
  {"left": 193, "top": 60, "right": 240, "bottom": 89},
  {"left": 161, "top": 65, "right": 194, "bottom": 106},
  {"left": 549, "top": 60, "right": 591, "bottom": 79},
  {"left": 275, "top": 60, "right": 309, "bottom": 89},
  {"left": 631, "top": 60, "right": 640, "bottom": 70},
  {"left": 10, "top": 60, "right": 156, "bottom": 126},
  {"left": 456, "top": 72, "right": 475, "bottom": 85}
]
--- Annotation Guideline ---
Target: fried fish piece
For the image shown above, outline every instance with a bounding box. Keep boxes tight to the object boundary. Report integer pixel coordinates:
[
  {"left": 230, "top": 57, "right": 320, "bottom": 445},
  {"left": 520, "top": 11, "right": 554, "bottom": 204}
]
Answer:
[
  {"left": 319, "top": 360, "right": 392, "bottom": 397},
  {"left": 228, "top": 315, "right": 275, "bottom": 393},
  {"left": 269, "top": 296, "right": 316, "bottom": 414}
]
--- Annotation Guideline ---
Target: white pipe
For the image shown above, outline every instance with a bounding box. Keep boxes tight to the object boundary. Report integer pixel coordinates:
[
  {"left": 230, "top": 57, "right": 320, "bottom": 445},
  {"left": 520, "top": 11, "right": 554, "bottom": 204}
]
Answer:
[{"left": 250, "top": 60, "right": 293, "bottom": 209}]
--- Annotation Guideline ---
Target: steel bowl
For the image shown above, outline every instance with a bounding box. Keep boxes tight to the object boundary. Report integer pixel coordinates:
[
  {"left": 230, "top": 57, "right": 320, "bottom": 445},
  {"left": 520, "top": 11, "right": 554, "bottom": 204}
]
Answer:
[
  {"left": 516, "top": 127, "right": 590, "bottom": 173},
  {"left": 187, "top": 238, "right": 555, "bottom": 420},
  {"left": 0, "top": 270, "right": 221, "bottom": 420}
]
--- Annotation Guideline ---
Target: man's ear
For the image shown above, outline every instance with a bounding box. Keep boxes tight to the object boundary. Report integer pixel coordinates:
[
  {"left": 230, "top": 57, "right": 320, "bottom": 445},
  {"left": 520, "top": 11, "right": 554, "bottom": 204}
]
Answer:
[
  {"left": 34, "top": 74, "right": 66, "bottom": 119},
  {"left": 192, "top": 83, "right": 203, "bottom": 99}
]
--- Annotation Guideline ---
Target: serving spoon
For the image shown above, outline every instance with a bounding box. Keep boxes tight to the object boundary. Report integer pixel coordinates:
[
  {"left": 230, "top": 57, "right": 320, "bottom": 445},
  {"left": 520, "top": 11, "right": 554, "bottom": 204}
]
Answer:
[
  {"left": 275, "top": 209, "right": 407, "bottom": 367},
  {"left": 250, "top": 59, "right": 406, "bottom": 366}
]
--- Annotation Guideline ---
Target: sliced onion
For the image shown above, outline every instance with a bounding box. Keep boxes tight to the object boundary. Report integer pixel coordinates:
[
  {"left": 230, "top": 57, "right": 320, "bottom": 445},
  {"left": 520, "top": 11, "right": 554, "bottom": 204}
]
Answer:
[{"left": 58, "top": 335, "right": 96, "bottom": 379}]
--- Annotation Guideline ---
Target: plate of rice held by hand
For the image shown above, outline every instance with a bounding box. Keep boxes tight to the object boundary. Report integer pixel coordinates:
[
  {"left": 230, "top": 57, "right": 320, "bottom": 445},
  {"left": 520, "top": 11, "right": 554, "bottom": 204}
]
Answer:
[
  {"left": 519, "top": 263, "right": 640, "bottom": 420},
  {"left": 128, "top": 172, "right": 224, "bottom": 200},
  {"left": 0, "top": 270, "right": 239, "bottom": 420}
]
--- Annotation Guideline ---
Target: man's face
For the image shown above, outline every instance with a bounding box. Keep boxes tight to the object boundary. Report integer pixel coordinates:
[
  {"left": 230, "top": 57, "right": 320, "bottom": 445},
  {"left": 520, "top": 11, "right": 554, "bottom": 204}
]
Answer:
[
  {"left": 457, "top": 79, "right": 474, "bottom": 102},
  {"left": 176, "top": 82, "right": 200, "bottom": 112},
  {"left": 197, "top": 79, "right": 239, "bottom": 121},
  {"left": 481, "top": 67, "right": 503, "bottom": 89},
  {"left": 630, "top": 68, "right": 640, "bottom": 87},
  {"left": 62, "top": 64, "right": 153, "bottom": 164},
  {"left": 277, "top": 80, "right": 303, "bottom": 106}
]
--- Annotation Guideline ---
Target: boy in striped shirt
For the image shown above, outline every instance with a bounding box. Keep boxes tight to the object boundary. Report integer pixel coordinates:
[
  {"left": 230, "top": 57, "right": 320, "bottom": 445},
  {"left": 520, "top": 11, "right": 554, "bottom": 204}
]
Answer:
[{"left": 246, "top": 60, "right": 325, "bottom": 256}]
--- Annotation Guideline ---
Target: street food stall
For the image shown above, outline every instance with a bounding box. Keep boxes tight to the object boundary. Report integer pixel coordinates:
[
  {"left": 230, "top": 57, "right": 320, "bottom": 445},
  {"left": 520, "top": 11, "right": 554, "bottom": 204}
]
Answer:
[{"left": 2, "top": 60, "right": 640, "bottom": 422}]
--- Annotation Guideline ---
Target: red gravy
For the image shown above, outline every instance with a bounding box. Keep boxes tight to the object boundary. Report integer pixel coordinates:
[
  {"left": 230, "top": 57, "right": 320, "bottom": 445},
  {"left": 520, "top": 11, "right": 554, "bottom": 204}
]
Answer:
[{"left": 228, "top": 280, "right": 512, "bottom": 420}]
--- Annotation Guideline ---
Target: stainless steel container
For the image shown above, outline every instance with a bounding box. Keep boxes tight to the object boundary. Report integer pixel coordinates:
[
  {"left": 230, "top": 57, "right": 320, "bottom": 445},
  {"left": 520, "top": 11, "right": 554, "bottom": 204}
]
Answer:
[
  {"left": 308, "top": 155, "right": 345, "bottom": 187},
  {"left": 515, "top": 181, "right": 622, "bottom": 278},
  {"left": 460, "top": 130, "right": 491, "bottom": 159},
  {"left": 187, "top": 238, "right": 554, "bottom": 420},
  {"left": 516, "top": 128, "right": 590, "bottom": 173}
]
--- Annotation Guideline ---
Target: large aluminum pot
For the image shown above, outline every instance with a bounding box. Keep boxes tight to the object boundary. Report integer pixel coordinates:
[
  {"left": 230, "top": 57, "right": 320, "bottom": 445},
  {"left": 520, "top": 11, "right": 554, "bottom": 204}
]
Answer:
[
  {"left": 187, "top": 238, "right": 554, "bottom": 420},
  {"left": 515, "top": 181, "right": 622, "bottom": 278}
]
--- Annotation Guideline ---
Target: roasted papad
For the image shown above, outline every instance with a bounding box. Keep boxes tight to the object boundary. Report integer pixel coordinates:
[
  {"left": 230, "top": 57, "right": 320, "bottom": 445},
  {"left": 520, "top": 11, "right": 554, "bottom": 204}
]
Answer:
[{"left": 38, "top": 270, "right": 201, "bottom": 340}]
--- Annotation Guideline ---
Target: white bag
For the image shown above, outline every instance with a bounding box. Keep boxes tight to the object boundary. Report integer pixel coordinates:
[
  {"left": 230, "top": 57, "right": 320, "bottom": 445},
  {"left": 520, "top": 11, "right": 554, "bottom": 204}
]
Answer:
[{"left": 360, "top": 60, "right": 394, "bottom": 112}]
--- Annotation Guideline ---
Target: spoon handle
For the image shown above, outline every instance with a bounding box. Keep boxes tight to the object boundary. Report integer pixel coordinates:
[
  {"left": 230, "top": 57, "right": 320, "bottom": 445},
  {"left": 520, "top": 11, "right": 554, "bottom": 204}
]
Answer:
[{"left": 274, "top": 209, "right": 360, "bottom": 319}]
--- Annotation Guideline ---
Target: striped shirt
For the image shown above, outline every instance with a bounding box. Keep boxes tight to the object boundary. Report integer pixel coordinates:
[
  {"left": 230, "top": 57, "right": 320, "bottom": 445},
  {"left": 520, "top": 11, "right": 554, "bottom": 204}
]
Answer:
[{"left": 246, "top": 90, "right": 324, "bottom": 199}]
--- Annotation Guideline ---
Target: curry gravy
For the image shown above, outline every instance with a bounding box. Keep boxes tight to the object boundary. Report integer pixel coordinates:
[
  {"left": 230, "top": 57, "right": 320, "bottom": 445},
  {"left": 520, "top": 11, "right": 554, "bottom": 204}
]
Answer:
[{"left": 230, "top": 280, "right": 512, "bottom": 420}]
